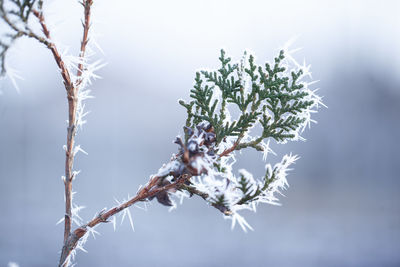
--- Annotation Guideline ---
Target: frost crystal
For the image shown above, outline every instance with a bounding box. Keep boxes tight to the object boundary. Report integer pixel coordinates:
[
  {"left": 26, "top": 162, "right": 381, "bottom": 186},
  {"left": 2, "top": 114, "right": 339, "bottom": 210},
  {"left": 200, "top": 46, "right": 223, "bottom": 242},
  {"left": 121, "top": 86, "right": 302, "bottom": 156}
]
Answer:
[{"left": 114, "top": 197, "right": 135, "bottom": 232}]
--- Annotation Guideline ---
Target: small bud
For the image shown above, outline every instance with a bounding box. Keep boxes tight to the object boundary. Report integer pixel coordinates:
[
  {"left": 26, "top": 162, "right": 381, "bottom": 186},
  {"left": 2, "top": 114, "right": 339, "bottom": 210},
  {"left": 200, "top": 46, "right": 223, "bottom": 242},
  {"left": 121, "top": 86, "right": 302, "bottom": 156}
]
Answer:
[{"left": 155, "top": 191, "right": 173, "bottom": 206}]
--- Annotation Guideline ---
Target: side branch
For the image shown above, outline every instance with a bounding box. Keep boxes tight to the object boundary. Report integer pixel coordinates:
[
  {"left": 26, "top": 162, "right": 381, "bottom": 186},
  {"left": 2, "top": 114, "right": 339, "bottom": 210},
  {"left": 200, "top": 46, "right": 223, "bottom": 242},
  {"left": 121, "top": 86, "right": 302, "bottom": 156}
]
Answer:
[
  {"left": 32, "top": 9, "right": 74, "bottom": 92},
  {"left": 218, "top": 140, "right": 239, "bottom": 157},
  {"left": 59, "top": 175, "right": 189, "bottom": 267},
  {"left": 76, "top": 0, "right": 92, "bottom": 81}
]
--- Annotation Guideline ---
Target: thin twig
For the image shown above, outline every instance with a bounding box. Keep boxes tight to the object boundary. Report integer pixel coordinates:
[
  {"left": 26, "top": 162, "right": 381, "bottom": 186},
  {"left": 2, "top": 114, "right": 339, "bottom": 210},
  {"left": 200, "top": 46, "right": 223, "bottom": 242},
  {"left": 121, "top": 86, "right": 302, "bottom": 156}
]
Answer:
[
  {"left": 32, "top": 9, "right": 73, "bottom": 91},
  {"left": 54, "top": 1, "right": 93, "bottom": 266},
  {"left": 75, "top": 0, "right": 92, "bottom": 84},
  {"left": 59, "top": 175, "right": 189, "bottom": 266},
  {"left": 218, "top": 140, "right": 240, "bottom": 157}
]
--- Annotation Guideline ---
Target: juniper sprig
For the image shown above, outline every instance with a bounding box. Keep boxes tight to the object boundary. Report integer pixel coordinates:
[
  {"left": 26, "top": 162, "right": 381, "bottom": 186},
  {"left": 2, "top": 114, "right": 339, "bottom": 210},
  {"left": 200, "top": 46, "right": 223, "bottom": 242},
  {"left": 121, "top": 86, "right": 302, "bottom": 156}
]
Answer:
[{"left": 160, "top": 48, "right": 323, "bottom": 231}]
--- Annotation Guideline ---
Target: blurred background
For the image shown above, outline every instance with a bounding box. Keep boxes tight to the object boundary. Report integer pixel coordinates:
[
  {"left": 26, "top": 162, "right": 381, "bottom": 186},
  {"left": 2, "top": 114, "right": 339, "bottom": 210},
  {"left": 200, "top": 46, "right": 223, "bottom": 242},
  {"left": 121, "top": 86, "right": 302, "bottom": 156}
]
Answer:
[{"left": 1, "top": 0, "right": 399, "bottom": 266}]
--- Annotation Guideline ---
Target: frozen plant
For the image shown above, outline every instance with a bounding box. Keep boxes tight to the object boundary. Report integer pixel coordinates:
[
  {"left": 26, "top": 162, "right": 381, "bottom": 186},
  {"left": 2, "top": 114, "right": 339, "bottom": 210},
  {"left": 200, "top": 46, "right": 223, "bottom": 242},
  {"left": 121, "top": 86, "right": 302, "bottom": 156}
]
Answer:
[{"left": 0, "top": 0, "right": 323, "bottom": 266}]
